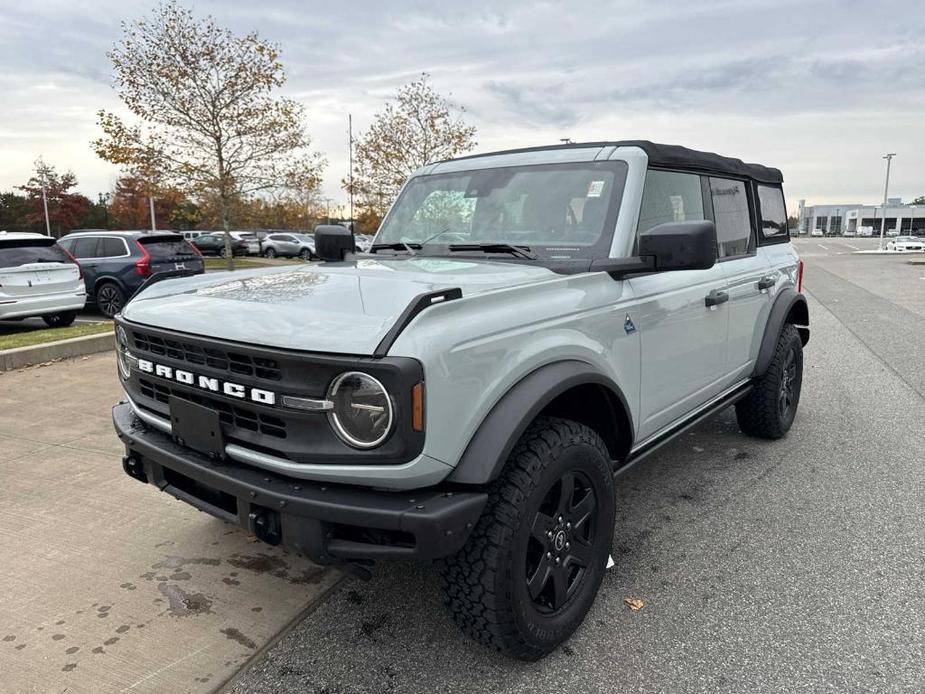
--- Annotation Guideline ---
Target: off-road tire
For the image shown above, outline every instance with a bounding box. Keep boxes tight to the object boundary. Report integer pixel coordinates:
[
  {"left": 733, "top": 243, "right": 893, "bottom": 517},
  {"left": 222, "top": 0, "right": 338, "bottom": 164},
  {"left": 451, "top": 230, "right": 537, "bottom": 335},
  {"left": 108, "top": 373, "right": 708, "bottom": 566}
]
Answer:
[
  {"left": 42, "top": 311, "right": 77, "bottom": 328},
  {"left": 439, "top": 416, "right": 615, "bottom": 660},
  {"left": 736, "top": 323, "right": 803, "bottom": 439}
]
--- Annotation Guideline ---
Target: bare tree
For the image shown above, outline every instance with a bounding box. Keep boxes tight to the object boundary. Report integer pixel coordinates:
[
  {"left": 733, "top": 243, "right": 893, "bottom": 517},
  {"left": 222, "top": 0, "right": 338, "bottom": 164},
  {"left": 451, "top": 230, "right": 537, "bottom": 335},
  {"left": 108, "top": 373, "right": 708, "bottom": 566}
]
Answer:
[
  {"left": 94, "top": 0, "right": 324, "bottom": 268},
  {"left": 345, "top": 74, "right": 476, "bottom": 219}
]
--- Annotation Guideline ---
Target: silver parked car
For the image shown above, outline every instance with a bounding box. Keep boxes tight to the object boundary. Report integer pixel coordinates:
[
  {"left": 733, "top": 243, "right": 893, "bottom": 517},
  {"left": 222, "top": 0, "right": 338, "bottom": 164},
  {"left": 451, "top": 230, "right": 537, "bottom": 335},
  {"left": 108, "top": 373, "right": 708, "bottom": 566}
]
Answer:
[
  {"left": 0, "top": 231, "right": 86, "bottom": 327},
  {"left": 262, "top": 232, "right": 315, "bottom": 260}
]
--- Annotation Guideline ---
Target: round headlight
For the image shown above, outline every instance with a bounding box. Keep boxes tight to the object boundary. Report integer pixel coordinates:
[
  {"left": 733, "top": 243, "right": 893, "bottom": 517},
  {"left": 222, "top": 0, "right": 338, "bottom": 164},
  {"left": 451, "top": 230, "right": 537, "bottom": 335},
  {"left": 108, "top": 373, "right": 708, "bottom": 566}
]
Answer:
[
  {"left": 327, "top": 372, "right": 393, "bottom": 449},
  {"left": 116, "top": 345, "right": 132, "bottom": 379}
]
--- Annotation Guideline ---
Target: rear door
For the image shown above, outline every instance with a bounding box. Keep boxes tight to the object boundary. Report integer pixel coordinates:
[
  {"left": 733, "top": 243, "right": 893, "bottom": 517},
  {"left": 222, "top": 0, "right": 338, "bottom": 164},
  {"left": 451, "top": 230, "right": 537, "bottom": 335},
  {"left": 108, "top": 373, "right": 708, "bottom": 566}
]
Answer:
[
  {"left": 628, "top": 169, "right": 729, "bottom": 441},
  {"left": 0, "top": 237, "right": 81, "bottom": 297},
  {"left": 138, "top": 235, "right": 204, "bottom": 274},
  {"left": 710, "top": 177, "right": 772, "bottom": 382}
]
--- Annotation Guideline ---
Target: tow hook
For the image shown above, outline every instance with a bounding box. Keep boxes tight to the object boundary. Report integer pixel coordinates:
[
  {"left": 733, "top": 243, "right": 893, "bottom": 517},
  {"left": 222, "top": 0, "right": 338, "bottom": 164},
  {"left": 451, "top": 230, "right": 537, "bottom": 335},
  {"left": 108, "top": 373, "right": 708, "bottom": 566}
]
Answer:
[
  {"left": 122, "top": 454, "right": 148, "bottom": 483},
  {"left": 249, "top": 509, "right": 282, "bottom": 545}
]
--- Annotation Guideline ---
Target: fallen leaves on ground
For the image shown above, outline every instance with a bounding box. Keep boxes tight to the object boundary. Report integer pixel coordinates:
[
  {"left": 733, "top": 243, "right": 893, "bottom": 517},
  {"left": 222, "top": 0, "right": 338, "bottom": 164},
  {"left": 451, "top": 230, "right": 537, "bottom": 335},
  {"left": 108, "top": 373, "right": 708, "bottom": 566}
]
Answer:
[{"left": 624, "top": 597, "right": 645, "bottom": 611}]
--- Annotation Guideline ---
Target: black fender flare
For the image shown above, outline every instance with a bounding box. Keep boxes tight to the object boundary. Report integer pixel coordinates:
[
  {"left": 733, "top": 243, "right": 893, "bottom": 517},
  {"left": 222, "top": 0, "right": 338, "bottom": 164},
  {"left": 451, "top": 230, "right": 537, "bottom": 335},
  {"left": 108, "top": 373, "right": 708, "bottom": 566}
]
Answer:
[
  {"left": 753, "top": 288, "right": 810, "bottom": 378},
  {"left": 93, "top": 274, "right": 128, "bottom": 297},
  {"left": 447, "top": 360, "right": 633, "bottom": 485}
]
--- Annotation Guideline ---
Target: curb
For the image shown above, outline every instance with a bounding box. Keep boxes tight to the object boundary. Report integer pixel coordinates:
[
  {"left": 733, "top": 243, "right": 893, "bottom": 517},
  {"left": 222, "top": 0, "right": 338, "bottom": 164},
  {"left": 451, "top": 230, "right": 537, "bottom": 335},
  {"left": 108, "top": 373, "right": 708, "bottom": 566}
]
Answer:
[{"left": 0, "top": 331, "right": 115, "bottom": 372}]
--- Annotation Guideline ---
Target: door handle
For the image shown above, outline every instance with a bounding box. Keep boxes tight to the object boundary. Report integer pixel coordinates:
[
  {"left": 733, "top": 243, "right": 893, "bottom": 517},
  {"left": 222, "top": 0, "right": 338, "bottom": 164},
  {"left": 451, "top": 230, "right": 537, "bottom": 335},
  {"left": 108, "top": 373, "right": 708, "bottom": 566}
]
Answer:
[
  {"left": 757, "top": 275, "right": 776, "bottom": 291},
  {"left": 704, "top": 289, "right": 729, "bottom": 308}
]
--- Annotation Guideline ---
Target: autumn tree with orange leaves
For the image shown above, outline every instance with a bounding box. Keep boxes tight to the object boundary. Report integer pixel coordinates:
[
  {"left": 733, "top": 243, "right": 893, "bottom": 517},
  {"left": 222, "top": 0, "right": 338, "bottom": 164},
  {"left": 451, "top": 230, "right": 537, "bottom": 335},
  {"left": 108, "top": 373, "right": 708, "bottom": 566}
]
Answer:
[
  {"left": 18, "top": 159, "right": 90, "bottom": 237},
  {"left": 345, "top": 74, "right": 477, "bottom": 228},
  {"left": 93, "top": 1, "right": 324, "bottom": 268}
]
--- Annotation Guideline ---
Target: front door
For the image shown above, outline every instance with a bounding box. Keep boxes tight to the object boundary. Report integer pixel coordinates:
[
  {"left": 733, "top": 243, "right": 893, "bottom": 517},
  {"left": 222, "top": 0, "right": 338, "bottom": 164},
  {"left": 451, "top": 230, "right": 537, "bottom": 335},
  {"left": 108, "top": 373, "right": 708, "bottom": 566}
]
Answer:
[{"left": 628, "top": 169, "right": 729, "bottom": 442}]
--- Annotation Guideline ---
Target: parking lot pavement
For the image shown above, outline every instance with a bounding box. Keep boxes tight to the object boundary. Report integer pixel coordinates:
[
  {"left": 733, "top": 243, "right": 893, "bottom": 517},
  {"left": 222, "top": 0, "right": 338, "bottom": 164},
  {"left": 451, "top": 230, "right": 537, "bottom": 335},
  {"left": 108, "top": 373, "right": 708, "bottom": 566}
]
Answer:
[
  {"left": 0, "top": 353, "right": 341, "bottom": 694},
  {"left": 229, "top": 265, "right": 924, "bottom": 692}
]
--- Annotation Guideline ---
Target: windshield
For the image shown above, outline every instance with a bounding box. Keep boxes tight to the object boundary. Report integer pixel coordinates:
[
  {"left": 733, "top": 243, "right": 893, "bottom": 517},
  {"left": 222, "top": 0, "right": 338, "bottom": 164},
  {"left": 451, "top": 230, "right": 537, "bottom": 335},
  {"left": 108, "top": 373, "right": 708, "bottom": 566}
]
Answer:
[
  {"left": 375, "top": 161, "right": 626, "bottom": 260},
  {"left": 0, "top": 239, "right": 71, "bottom": 269}
]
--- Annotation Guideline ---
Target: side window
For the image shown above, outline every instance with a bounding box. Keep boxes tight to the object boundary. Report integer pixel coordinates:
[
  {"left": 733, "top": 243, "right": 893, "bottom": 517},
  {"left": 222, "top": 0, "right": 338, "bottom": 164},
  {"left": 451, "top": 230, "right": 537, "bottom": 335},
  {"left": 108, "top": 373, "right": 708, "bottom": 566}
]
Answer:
[
  {"left": 757, "top": 185, "right": 787, "bottom": 240},
  {"left": 98, "top": 238, "right": 126, "bottom": 257},
  {"left": 708, "top": 178, "right": 752, "bottom": 258},
  {"left": 636, "top": 170, "right": 705, "bottom": 235},
  {"left": 71, "top": 237, "right": 100, "bottom": 258}
]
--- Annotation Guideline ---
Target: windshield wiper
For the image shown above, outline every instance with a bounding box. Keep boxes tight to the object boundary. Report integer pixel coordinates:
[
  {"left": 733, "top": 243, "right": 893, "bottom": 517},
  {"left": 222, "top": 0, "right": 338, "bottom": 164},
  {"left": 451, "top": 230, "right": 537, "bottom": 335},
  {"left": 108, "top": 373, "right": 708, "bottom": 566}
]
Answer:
[
  {"left": 370, "top": 241, "right": 421, "bottom": 254},
  {"left": 447, "top": 243, "right": 537, "bottom": 260}
]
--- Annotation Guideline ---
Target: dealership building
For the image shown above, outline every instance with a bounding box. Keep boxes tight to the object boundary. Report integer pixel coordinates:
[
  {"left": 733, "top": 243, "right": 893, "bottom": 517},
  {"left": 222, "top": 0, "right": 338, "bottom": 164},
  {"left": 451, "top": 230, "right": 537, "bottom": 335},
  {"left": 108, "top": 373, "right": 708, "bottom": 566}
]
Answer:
[{"left": 797, "top": 198, "right": 925, "bottom": 235}]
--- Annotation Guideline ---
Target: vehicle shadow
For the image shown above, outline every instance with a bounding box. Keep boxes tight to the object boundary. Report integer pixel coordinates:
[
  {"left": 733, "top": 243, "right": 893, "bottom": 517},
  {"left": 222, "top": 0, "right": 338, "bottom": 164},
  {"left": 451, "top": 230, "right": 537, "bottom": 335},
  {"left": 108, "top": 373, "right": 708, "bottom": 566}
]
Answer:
[{"left": 231, "top": 408, "right": 784, "bottom": 693}]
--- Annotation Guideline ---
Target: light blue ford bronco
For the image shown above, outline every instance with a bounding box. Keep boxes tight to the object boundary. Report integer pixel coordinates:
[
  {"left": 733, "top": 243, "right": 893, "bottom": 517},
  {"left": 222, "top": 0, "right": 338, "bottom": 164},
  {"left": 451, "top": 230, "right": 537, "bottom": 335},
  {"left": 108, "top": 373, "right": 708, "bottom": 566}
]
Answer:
[{"left": 112, "top": 141, "right": 809, "bottom": 659}]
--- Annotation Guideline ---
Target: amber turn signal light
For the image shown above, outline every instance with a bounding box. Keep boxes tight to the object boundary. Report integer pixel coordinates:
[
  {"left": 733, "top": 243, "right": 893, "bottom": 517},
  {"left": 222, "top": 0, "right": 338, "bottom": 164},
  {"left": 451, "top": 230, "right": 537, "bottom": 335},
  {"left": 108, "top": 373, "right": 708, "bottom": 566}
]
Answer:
[{"left": 412, "top": 382, "right": 425, "bottom": 432}]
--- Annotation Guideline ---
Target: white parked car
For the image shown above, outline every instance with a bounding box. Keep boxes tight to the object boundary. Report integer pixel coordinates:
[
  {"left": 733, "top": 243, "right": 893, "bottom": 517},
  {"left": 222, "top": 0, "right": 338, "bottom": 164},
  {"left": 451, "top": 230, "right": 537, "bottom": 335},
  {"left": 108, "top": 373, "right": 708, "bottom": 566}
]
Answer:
[
  {"left": 885, "top": 236, "right": 925, "bottom": 252},
  {"left": 0, "top": 232, "right": 87, "bottom": 327},
  {"left": 886, "top": 230, "right": 900, "bottom": 237},
  {"left": 810, "top": 228, "right": 824, "bottom": 237}
]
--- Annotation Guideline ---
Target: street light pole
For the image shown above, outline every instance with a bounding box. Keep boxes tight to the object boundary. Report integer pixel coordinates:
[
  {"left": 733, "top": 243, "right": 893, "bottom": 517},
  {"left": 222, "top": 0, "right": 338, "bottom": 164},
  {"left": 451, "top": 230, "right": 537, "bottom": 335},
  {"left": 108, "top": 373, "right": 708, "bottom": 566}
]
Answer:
[
  {"left": 878, "top": 153, "right": 896, "bottom": 249},
  {"left": 41, "top": 184, "right": 51, "bottom": 236}
]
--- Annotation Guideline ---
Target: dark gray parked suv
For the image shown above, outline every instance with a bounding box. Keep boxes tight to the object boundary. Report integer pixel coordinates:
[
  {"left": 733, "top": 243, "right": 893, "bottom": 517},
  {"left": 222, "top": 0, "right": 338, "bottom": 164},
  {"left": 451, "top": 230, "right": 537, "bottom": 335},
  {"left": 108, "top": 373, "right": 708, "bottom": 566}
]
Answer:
[{"left": 58, "top": 231, "right": 204, "bottom": 317}]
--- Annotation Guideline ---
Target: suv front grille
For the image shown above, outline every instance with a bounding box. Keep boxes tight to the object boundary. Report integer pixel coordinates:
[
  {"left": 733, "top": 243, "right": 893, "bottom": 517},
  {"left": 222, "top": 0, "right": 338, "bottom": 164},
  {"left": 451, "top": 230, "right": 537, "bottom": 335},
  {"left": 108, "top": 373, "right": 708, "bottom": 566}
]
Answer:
[
  {"left": 139, "top": 377, "right": 287, "bottom": 439},
  {"left": 132, "top": 330, "right": 281, "bottom": 381}
]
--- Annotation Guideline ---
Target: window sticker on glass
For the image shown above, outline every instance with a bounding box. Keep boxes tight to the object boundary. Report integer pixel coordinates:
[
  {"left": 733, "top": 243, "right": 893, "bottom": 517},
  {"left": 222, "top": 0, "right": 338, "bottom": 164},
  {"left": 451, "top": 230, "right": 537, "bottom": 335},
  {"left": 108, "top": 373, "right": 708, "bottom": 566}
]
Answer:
[{"left": 587, "top": 180, "right": 605, "bottom": 198}]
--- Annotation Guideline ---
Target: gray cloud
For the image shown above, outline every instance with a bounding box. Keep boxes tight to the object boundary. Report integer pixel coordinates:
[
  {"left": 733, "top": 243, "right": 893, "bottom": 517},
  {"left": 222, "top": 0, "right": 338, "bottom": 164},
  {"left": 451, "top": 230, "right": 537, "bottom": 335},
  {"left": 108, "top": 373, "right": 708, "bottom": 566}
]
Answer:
[{"left": 0, "top": 0, "right": 923, "bottom": 207}]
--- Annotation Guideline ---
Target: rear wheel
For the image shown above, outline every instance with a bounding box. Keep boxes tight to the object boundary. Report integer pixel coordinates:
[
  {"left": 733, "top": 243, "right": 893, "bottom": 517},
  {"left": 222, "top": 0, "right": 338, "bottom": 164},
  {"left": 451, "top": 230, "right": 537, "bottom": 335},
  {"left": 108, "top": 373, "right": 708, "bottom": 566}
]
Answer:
[
  {"left": 42, "top": 311, "right": 77, "bottom": 328},
  {"left": 95, "top": 283, "right": 125, "bottom": 318},
  {"left": 440, "top": 417, "right": 615, "bottom": 660},
  {"left": 736, "top": 323, "right": 803, "bottom": 439},
  {"left": 264, "top": 247, "right": 278, "bottom": 259}
]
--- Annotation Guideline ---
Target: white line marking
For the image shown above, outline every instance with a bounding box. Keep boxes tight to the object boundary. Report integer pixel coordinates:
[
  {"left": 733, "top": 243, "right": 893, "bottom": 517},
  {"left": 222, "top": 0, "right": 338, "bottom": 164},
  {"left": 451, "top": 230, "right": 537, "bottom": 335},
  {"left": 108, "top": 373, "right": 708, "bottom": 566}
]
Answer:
[
  {"left": 847, "top": 244, "right": 859, "bottom": 250},
  {"left": 817, "top": 244, "right": 828, "bottom": 250}
]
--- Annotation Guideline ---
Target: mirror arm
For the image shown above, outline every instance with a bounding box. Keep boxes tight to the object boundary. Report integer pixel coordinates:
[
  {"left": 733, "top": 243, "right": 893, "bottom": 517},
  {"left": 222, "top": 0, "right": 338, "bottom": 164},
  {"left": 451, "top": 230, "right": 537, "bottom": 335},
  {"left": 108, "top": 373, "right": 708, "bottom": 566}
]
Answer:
[{"left": 589, "top": 255, "right": 657, "bottom": 279}]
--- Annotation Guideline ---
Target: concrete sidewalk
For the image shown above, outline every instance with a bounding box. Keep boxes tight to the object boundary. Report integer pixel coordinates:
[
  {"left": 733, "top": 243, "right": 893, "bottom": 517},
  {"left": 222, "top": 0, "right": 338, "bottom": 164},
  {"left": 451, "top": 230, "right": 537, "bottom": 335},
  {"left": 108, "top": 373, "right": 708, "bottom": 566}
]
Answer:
[{"left": 0, "top": 354, "right": 339, "bottom": 693}]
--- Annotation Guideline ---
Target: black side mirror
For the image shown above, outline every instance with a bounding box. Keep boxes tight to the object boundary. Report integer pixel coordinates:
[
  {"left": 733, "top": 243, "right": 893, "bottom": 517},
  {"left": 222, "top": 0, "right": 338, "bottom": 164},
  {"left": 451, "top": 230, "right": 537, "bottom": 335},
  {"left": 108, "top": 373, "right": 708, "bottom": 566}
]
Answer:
[
  {"left": 314, "top": 225, "right": 356, "bottom": 262},
  {"left": 589, "top": 220, "right": 717, "bottom": 278},
  {"left": 638, "top": 220, "right": 717, "bottom": 271}
]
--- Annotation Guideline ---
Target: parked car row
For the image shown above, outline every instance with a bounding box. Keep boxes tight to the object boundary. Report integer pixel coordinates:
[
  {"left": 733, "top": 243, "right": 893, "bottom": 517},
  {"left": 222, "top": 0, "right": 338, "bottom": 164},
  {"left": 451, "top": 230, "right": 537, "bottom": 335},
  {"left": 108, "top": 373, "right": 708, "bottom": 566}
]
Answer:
[{"left": 1, "top": 225, "right": 379, "bottom": 332}]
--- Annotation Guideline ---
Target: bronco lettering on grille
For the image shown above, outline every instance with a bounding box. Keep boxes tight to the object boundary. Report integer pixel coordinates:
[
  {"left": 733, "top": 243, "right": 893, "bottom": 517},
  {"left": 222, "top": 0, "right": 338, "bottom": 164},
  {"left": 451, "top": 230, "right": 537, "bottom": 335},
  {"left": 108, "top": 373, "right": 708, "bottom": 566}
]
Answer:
[{"left": 137, "top": 358, "right": 276, "bottom": 405}]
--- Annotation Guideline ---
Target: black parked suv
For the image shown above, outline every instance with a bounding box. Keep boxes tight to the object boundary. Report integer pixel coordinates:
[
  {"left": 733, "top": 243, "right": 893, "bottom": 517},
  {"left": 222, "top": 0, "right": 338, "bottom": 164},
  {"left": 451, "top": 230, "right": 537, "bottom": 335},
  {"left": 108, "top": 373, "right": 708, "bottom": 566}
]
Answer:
[{"left": 58, "top": 231, "right": 204, "bottom": 318}]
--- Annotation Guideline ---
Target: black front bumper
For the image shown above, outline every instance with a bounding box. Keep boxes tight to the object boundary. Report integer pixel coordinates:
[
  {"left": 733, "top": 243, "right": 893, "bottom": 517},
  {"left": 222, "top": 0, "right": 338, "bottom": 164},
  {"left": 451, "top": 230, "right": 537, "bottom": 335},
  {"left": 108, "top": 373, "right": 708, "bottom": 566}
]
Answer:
[{"left": 113, "top": 402, "right": 486, "bottom": 566}]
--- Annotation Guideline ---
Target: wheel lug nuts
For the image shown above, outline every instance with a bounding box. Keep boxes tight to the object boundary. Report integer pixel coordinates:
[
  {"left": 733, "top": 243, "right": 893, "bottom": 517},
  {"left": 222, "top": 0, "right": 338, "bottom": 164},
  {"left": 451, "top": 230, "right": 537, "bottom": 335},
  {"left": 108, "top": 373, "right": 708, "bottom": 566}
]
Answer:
[
  {"left": 547, "top": 531, "right": 553, "bottom": 538},
  {"left": 546, "top": 551, "right": 552, "bottom": 559},
  {"left": 558, "top": 515, "right": 563, "bottom": 523},
  {"left": 565, "top": 542, "right": 570, "bottom": 549},
  {"left": 566, "top": 522, "right": 571, "bottom": 529},
  {"left": 555, "top": 557, "right": 561, "bottom": 565}
]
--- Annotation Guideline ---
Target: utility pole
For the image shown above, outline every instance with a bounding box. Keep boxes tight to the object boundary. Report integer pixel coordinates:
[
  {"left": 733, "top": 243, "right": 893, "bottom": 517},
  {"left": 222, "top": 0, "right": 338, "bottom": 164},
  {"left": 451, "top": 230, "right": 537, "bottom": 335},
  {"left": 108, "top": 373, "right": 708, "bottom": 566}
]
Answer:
[
  {"left": 348, "top": 114, "right": 355, "bottom": 232},
  {"left": 38, "top": 159, "right": 51, "bottom": 236},
  {"left": 149, "top": 194, "right": 157, "bottom": 232},
  {"left": 878, "top": 153, "right": 896, "bottom": 249}
]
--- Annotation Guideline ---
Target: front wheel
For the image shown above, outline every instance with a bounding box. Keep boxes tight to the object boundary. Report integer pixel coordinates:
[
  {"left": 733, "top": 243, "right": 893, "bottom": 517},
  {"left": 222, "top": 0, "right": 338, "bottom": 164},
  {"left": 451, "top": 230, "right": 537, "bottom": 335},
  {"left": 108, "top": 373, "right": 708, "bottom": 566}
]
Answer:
[
  {"left": 736, "top": 323, "right": 804, "bottom": 439},
  {"left": 42, "top": 311, "right": 77, "bottom": 328},
  {"left": 440, "top": 417, "right": 615, "bottom": 660}
]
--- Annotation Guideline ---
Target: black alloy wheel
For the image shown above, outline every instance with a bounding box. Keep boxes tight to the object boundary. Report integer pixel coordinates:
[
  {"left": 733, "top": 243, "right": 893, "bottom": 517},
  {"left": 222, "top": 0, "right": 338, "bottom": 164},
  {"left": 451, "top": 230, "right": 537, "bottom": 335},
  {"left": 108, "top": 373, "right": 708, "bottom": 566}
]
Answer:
[
  {"left": 96, "top": 283, "right": 125, "bottom": 318},
  {"left": 526, "top": 471, "right": 598, "bottom": 613}
]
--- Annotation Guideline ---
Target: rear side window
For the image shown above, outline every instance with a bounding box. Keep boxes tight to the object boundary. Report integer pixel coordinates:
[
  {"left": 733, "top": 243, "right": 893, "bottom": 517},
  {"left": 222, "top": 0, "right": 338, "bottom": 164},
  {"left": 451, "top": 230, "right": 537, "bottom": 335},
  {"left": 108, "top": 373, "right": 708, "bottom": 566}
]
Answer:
[
  {"left": 0, "top": 239, "right": 72, "bottom": 268},
  {"left": 757, "top": 185, "right": 788, "bottom": 240},
  {"left": 138, "top": 236, "right": 198, "bottom": 258},
  {"left": 637, "top": 170, "right": 705, "bottom": 234},
  {"left": 708, "top": 178, "right": 752, "bottom": 258},
  {"left": 98, "top": 237, "right": 127, "bottom": 257}
]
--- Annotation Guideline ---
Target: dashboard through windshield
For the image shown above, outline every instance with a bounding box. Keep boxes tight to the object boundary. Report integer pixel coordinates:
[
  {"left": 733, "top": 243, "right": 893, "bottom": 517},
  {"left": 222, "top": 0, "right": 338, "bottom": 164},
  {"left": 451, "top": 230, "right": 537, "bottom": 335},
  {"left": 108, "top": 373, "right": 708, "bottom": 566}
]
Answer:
[{"left": 375, "top": 160, "right": 627, "bottom": 261}]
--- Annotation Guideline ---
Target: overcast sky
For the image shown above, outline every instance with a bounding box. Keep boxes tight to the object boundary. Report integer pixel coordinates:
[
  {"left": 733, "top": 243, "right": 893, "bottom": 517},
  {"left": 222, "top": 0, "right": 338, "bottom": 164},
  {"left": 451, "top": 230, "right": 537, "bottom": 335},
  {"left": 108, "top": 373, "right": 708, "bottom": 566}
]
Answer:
[{"left": 1, "top": 0, "right": 923, "bottom": 212}]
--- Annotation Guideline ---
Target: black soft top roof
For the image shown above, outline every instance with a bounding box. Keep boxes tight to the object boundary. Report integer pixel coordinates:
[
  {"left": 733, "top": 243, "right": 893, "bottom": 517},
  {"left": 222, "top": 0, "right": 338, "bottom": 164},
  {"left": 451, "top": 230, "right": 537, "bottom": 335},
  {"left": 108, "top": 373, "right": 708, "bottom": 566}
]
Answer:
[{"left": 448, "top": 140, "right": 784, "bottom": 184}]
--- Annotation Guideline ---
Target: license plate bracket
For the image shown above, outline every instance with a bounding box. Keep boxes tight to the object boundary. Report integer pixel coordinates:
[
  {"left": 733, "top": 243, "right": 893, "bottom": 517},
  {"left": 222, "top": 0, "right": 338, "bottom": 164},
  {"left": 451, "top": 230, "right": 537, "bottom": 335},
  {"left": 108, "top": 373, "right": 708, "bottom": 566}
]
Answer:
[{"left": 169, "top": 396, "right": 224, "bottom": 457}]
